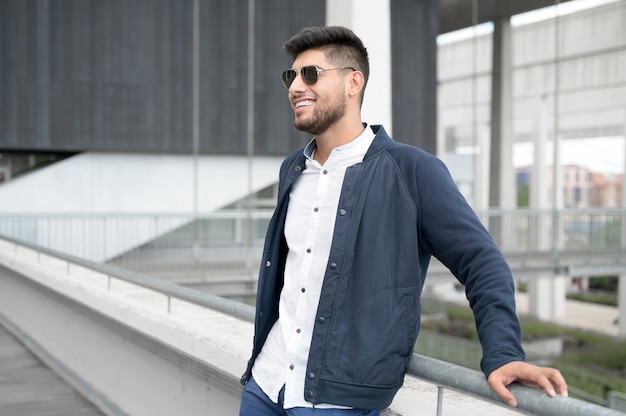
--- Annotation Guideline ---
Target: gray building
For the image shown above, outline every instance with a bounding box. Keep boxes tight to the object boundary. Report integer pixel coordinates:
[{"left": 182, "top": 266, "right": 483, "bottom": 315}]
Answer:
[
  {"left": 2, "top": 0, "right": 624, "bottom": 214},
  {"left": 438, "top": 0, "right": 626, "bottom": 209}
]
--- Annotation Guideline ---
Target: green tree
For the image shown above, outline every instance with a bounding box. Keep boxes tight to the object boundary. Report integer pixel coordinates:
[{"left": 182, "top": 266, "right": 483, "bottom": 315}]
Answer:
[{"left": 517, "top": 183, "right": 529, "bottom": 208}]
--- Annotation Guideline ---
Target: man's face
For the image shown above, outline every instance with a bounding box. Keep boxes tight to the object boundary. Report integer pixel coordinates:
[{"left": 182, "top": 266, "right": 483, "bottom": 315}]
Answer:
[{"left": 287, "top": 49, "right": 347, "bottom": 136}]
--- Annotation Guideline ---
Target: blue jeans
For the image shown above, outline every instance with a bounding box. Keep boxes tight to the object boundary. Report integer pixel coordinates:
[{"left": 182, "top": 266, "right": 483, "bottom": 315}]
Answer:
[{"left": 239, "top": 376, "right": 380, "bottom": 416}]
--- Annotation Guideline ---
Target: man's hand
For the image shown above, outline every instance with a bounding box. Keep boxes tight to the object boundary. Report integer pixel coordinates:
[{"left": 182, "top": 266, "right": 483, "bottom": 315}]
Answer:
[{"left": 487, "top": 361, "right": 568, "bottom": 407}]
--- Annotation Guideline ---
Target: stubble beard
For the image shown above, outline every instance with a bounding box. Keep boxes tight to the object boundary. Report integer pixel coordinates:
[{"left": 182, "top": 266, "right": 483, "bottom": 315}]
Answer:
[{"left": 293, "top": 92, "right": 347, "bottom": 136}]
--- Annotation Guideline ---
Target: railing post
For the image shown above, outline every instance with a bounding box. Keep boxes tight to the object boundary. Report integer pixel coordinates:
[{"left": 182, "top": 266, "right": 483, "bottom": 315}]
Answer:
[
  {"left": 436, "top": 386, "right": 444, "bottom": 416},
  {"left": 102, "top": 216, "right": 107, "bottom": 264}
]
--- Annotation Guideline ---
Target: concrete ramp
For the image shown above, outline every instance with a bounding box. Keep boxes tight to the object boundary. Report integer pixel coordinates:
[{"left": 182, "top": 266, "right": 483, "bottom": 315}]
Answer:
[{"left": 0, "top": 152, "right": 283, "bottom": 261}]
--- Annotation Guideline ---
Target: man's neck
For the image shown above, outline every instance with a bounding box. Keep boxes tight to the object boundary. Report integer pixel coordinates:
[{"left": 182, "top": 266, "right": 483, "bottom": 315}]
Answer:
[{"left": 313, "top": 121, "right": 365, "bottom": 165}]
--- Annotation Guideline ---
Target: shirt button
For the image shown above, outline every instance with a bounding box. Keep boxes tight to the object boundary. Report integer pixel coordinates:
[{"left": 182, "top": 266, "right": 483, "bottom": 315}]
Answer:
[
  {"left": 296, "top": 328, "right": 301, "bottom": 333},
  {"left": 301, "top": 287, "right": 306, "bottom": 293},
  {"left": 289, "top": 364, "right": 295, "bottom": 370},
  {"left": 306, "top": 248, "right": 311, "bottom": 253},
  {"left": 313, "top": 207, "right": 319, "bottom": 212},
  {"left": 322, "top": 170, "right": 328, "bottom": 175}
]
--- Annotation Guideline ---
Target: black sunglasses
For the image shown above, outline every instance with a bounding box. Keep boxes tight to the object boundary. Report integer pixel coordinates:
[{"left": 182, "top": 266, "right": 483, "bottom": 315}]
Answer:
[{"left": 281, "top": 65, "right": 356, "bottom": 89}]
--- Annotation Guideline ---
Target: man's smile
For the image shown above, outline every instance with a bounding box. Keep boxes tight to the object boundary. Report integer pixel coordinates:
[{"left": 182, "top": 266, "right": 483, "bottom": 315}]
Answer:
[
  {"left": 295, "top": 100, "right": 314, "bottom": 109},
  {"left": 293, "top": 96, "right": 316, "bottom": 114}
]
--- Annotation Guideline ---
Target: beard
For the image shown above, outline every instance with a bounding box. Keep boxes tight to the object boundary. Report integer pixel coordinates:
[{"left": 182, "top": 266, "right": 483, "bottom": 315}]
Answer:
[{"left": 293, "top": 90, "right": 347, "bottom": 136}]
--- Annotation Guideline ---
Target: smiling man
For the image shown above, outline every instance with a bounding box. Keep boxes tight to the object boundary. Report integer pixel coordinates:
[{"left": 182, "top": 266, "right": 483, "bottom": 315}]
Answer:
[{"left": 239, "top": 26, "right": 568, "bottom": 416}]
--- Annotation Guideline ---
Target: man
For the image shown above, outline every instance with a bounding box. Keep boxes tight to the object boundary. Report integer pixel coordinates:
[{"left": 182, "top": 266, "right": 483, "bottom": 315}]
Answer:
[{"left": 240, "top": 26, "right": 568, "bottom": 415}]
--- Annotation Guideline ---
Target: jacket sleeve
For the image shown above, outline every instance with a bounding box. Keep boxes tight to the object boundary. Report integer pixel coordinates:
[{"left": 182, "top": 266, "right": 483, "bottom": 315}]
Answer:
[{"left": 412, "top": 152, "right": 525, "bottom": 377}]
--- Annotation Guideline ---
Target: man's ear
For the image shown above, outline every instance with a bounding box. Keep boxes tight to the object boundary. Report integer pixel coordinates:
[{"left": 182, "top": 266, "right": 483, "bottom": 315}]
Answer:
[{"left": 347, "top": 70, "right": 365, "bottom": 98}]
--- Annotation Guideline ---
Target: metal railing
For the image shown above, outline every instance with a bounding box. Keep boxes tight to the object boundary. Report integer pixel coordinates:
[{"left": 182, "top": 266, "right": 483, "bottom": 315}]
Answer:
[
  {"left": 481, "top": 209, "right": 626, "bottom": 274},
  {"left": 0, "top": 209, "right": 624, "bottom": 280},
  {"left": 0, "top": 234, "right": 623, "bottom": 416}
]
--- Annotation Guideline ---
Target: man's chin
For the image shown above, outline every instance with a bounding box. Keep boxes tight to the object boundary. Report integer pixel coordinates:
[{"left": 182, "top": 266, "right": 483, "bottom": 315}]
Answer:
[{"left": 294, "top": 121, "right": 319, "bottom": 136}]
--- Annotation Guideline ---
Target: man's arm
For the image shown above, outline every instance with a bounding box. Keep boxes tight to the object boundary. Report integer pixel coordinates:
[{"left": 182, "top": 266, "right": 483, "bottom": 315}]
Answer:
[{"left": 407, "top": 152, "right": 569, "bottom": 405}]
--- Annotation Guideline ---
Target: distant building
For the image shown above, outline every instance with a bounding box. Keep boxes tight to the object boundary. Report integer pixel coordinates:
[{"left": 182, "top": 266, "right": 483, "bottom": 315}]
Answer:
[
  {"left": 592, "top": 172, "right": 623, "bottom": 208},
  {"left": 516, "top": 165, "right": 623, "bottom": 208},
  {"left": 563, "top": 165, "right": 593, "bottom": 208}
]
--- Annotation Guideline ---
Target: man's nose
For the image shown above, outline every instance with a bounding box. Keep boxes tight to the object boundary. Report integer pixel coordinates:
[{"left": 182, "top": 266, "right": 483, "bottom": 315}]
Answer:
[{"left": 289, "top": 72, "right": 307, "bottom": 92}]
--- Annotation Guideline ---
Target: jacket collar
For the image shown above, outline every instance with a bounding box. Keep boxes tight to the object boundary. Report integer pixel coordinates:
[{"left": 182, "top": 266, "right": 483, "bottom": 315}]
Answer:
[
  {"left": 295, "top": 124, "right": 393, "bottom": 168},
  {"left": 364, "top": 124, "right": 393, "bottom": 160}
]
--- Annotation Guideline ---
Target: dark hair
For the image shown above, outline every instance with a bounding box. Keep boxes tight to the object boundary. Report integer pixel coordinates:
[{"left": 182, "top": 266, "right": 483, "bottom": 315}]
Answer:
[{"left": 284, "top": 26, "right": 370, "bottom": 100}]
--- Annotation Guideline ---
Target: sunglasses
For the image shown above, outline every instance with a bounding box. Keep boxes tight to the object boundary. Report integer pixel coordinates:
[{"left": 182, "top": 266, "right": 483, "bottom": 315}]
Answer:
[{"left": 281, "top": 65, "right": 356, "bottom": 89}]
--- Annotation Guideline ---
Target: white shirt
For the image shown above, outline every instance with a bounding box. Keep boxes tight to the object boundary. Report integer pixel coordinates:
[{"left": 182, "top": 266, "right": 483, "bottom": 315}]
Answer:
[{"left": 251, "top": 125, "right": 375, "bottom": 409}]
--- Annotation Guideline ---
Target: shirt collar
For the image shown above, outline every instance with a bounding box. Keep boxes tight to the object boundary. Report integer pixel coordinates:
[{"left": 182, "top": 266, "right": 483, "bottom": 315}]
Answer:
[{"left": 302, "top": 123, "right": 374, "bottom": 162}]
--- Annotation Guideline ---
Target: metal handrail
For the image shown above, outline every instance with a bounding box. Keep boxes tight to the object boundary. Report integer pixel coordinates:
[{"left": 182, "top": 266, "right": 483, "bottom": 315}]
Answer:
[
  {"left": 406, "top": 355, "right": 623, "bottom": 416},
  {"left": 0, "top": 234, "right": 623, "bottom": 416},
  {"left": 0, "top": 234, "right": 255, "bottom": 323}
]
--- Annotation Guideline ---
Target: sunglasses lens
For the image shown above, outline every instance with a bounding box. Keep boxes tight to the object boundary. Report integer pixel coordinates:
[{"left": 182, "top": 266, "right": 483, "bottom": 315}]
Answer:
[
  {"left": 282, "top": 66, "right": 320, "bottom": 88},
  {"left": 301, "top": 66, "right": 318, "bottom": 85},
  {"left": 282, "top": 69, "right": 297, "bottom": 88}
]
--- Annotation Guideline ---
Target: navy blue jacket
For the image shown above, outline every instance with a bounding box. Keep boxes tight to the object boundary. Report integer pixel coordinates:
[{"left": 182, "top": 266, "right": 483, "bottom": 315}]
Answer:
[{"left": 241, "top": 125, "right": 524, "bottom": 409}]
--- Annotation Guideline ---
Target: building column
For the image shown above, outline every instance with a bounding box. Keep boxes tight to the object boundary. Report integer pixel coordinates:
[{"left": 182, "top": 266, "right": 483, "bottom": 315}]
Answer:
[
  {"left": 489, "top": 17, "right": 515, "bottom": 210},
  {"left": 329, "top": 0, "right": 438, "bottom": 154},
  {"left": 487, "top": 16, "right": 516, "bottom": 261},
  {"left": 620, "top": 113, "right": 626, "bottom": 338},
  {"left": 526, "top": 88, "right": 568, "bottom": 321},
  {"left": 528, "top": 93, "right": 552, "bottom": 256},
  {"left": 532, "top": 95, "right": 551, "bottom": 210},
  {"left": 390, "top": 0, "right": 438, "bottom": 154},
  {"left": 326, "top": 0, "right": 392, "bottom": 132},
  {"left": 552, "top": 275, "right": 567, "bottom": 318},
  {"left": 528, "top": 277, "right": 551, "bottom": 321},
  {"left": 528, "top": 274, "right": 567, "bottom": 321},
  {"left": 475, "top": 123, "right": 491, "bottom": 212}
]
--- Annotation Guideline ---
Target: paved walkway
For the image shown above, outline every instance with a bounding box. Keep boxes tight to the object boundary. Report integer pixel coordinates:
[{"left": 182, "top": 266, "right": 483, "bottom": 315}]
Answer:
[
  {"left": 443, "top": 289, "right": 620, "bottom": 337},
  {"left": 515, "top": 292, "right": 620, "bottom": 337},
  {"left": 0, "top": 324, "right": 104, "bottom": 416}
]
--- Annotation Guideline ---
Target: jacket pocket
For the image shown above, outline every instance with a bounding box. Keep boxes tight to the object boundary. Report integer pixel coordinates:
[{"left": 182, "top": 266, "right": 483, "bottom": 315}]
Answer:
[{"left": 329, "top": 286, "right": 420, "bottom": 387}]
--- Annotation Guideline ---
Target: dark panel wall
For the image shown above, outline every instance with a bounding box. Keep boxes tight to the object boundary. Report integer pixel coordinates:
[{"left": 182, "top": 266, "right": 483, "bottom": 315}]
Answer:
[
  {"left": 0, "top": 0, "right": 323, "bottom": 155},
  {"left": 390, "top": 0, "right": 438, "bottom": 154}
]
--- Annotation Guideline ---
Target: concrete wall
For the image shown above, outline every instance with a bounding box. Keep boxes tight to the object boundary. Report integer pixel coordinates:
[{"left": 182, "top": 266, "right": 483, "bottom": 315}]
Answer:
[
  {"left": 0, "top": 153, "right": 283, "bottom": 214},
  {"left": 0, "top": 238, "right": 252, "bottom": 416},
  {"left": 0, "top": 238, "right": 527, "bottom": 416},
  {"left": 0, "top": 153, "right": 282, "bottom": 261}
]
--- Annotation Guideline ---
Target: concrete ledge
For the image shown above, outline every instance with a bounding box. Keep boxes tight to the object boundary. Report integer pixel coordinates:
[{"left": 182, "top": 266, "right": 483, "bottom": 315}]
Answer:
[
  {"left": 0, "top": 239, "right": 525, "bottom": 415},
  {"left": 0, "top": 240, "right": 251, "bottom": 415}
]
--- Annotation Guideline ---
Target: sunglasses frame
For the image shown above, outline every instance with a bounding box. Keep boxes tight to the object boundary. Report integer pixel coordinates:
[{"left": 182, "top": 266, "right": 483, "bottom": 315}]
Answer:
[{"left": 282, "top": 65, "right": 356, "bottom": 89}]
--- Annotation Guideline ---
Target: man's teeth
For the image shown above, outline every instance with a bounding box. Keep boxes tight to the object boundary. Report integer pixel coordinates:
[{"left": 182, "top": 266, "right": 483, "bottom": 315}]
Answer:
[{"left": 296, "top": 100, "right": 313, "bottom": 108}]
